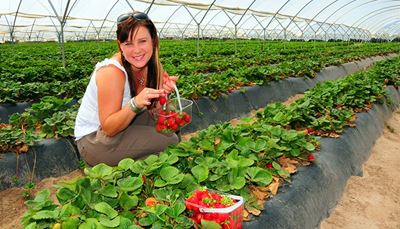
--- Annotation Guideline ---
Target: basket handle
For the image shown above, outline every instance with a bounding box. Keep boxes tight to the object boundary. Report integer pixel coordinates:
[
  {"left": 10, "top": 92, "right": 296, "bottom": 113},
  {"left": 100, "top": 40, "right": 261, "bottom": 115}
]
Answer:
[{"left": 173, "top": 84, "right": 183, "bottom": 113}]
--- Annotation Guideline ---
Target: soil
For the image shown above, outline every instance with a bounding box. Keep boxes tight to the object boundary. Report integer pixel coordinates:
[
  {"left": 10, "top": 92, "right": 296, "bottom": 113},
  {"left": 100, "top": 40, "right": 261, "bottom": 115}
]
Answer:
[
  {"left": 320, "top": 109, "right": 400, "bottom": 229},
  {"left": 1, "top": 107, "right": 399, "bottom": 229}
]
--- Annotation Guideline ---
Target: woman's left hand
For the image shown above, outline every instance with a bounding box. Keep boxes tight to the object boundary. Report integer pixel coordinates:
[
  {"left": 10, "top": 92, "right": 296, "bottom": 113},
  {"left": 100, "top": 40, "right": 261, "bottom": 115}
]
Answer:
[{"left": 162, "top": 71, "right": 178, "bottom": 95}]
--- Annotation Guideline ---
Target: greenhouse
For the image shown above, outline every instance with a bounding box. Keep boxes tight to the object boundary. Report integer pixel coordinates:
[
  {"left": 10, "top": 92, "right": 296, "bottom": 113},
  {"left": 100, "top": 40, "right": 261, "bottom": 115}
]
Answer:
[{"left": 0, "top": 0, "right": 399, "bottom": 229}]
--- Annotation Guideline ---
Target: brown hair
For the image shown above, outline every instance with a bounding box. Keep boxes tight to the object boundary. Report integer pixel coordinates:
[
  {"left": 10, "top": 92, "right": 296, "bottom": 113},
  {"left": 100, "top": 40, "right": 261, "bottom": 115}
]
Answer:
[{"left": 116, "top": 12, "right": 163, "bottom": 98}]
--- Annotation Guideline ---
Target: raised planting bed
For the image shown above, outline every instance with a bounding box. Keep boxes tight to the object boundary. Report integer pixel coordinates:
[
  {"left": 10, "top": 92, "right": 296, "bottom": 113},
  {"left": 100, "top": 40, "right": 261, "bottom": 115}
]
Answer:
[
  {"left": 0, "top": 55, "right": 398, "bottom": 191},
  {"left": 185, "top": 54, "right": 396, "bottom": 133},
  {"left": 244, "top": 86, "right": 400, "bottom": 228},
  {"left": 17, "top": 54, "right": 400, "bottom": 228}
]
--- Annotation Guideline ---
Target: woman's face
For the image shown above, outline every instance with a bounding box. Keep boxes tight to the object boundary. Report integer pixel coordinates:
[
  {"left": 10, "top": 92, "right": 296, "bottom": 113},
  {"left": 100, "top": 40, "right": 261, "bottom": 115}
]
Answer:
[{"left": 120, "top": 25, "right": 153, "bottom": 71}]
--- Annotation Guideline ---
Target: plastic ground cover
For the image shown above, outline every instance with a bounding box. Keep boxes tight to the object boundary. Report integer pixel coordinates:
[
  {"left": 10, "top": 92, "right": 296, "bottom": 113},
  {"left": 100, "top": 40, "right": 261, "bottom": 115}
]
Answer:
[{"left": 243, "top": 86, "right": 400, "bottom": 228}]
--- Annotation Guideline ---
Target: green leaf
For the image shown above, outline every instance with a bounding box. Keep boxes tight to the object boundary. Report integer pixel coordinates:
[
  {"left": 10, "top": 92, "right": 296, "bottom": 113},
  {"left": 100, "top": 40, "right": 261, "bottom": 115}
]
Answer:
[
  {"left": 198, "top": 139, "right": 214, "bottom": 151},
  {"left": 155, "top": 204, "right": 169, "bottom": 215},
  {"left": 191, "top": 165, "right": 209, "bottom": 182},
  {"left": 119, "top": 193, "right": 138, "bottom": 211},
  {"left": 78, "top": 218, "right": 102, "bottom": 229},
  {"left": 59, "top": 203, "right": 80, "bottom": 218},
  {"left": 62, "top": 218, "right": 80, "bottom": 229},
  {"left": 94, "top": 202, "right": 118, "bottom": 219},
  {"left": 209, "top": 174, "right": 222, "bottom": 181},
  {"left": 118, "top": 158, "right": 135, "bottom": 171},
  {"left": 25, "top": 189, "right": 57, "bottom": 211},
  {"left": 154, "top": 178, "right": 167, "bottom": 187},
  {"left": 85, "top": 163, "right": 113, "bottom": 179},
  {"left": 99, "top": 185, "right": 118, "bottom": 198},
  {"left": 139, "top": 214, "right": 157, "bottom": 226},
  {"left": 32, "top": 209, "right": 59, "bottom": 220},
  {"left": 166, "top": 174, "right": 185, "bottom": 185},
  {"left": 201, "top": 219, "right": 222, "bottom": 229},
  {"left": 25, "top": 222, "right": 37, "bottom": 229},
  {"left": 159, "top": 166, "right": 181, "bottom": 182},
  {"left": 56, "top": 187, "right": 76, "bottom": 205},
  {"left": 130, "top": 161, "right": 145, "bottom": 174},
  {"left": 166, "top": 202, "right": 186, "bottom": 218},
  {"left": 231, "top": 177, "right": 246, "bottom": 190},
  {"left": 250, "top": 139, "right": 267, "bottom": 152},
  {"left": 167, "top": 148, "right": 189, "bottom": 157},
  {"left": 177, "top": 174, "right": 199, "bottom": 193},
  {"left": 117, "top": 176, "right": 143, "bottom": 192},
  {"left": 99, "top": 215, "right": 120, "bottom": 228},
  {"left": 237, "top": 157, "right": 254, "bottom": 167},
  {"left": 215, "top": 141, "right": 234, "bottom": 157},
  {"left": 305, "top": 142, "right": 315, "bottom": 151},
  {"left": 235, "top": 137, "right": 252, "bottom": 152},
  {"left": 118, "top": 217, "right": 133, "bottom": 229},
  {"left": 32, "top": 189, "right": 51, "bottom": 202},
  {"left": 246, "top": 167, "right": 273, "bottom": 186},
  {"left": 144, "top": 155, "right": 159, "bottom": 165}
]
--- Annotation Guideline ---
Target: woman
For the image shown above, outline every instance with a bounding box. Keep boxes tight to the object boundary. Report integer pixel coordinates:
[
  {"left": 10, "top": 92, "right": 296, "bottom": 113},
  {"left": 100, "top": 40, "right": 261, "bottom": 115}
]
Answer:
[{"left": 74, "top": 11, "right": 179, "bottom": 166}]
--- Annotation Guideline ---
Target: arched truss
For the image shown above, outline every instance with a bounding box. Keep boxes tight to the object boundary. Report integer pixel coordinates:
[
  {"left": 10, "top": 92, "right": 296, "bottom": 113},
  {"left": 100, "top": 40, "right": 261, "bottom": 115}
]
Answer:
[{"left": 0, "top": 0, "right": 399, "bottom": 43}]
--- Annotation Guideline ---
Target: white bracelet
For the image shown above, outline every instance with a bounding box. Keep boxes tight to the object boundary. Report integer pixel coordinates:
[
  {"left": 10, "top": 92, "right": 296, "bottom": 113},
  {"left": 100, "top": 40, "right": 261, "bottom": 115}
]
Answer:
[{"left": 129, "top": 97, "right": 145, "bottom": 113}]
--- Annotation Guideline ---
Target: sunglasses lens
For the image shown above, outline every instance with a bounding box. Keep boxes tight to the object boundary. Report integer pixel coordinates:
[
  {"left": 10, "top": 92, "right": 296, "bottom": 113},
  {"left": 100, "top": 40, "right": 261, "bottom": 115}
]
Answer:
[
  {"left": 117, "top": 14, "right": 130, "bottom": 24},
  {"left": 117, "top": 12, "right": 149, "bottom": 24},
  {"left": 133, "top": 12, "right": 149, "bottom": 20}
]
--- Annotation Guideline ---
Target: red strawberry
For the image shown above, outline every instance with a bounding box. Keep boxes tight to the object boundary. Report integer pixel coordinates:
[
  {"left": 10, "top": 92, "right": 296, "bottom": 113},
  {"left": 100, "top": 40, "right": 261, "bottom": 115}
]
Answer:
[
  {"left": 157, "top": 116, "right": 166, "bottom": 124},
  {"left": 266, "top": 163, "right": 273, "bottom": 169},
  {"left": 193, "top": 213, "right": 202, "bottom": 224},
  {"left": 308, "top": 154, "right": 315, "bottom": 161},
  {"left": 183, "top": 113, "right": 191, "bottom": 123},
  {"left": 159, "top": 96, "right": 167, "bottom": 105},
  {"left": 156, "top": 124, "right": 163, "bottom": 132},
  {"left": 167, "top": 118, "right": 175, "bottom": 127}
]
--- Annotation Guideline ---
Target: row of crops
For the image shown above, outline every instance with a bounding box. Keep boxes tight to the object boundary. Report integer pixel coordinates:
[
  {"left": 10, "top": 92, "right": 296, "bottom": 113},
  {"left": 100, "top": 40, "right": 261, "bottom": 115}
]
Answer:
[
  {"left": 1, "top": 40, "right": 400, "bottom": 154},
  {"left": 20, "top": 53, "right": 400, "bottom": 228},
  {"left": 1, "top": 40, "right": 400, "bottom": 103}
]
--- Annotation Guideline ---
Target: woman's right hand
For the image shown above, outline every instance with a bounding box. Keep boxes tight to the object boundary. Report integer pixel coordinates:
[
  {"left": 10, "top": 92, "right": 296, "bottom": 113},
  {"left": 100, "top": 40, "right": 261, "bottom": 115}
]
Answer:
[{"left": 134, "top": 87, "right": 164, "bottom": 108}]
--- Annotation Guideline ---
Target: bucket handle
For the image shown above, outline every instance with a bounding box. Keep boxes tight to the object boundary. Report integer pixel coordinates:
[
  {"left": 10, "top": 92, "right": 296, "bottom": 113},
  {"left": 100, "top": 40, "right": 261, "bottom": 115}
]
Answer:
[{"left": 173, "top": 84, "right": 183, "bottom": 113}]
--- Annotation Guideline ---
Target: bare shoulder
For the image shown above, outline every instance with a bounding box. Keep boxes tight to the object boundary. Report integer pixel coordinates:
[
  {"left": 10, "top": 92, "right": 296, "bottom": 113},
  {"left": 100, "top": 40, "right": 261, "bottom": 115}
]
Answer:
[{"left": 96, "top": 62, "right": 125, "bottom": 82}]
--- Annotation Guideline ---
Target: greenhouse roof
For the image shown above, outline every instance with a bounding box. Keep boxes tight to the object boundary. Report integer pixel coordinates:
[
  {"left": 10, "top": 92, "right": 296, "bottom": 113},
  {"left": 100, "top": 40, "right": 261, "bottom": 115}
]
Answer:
[{"left": 1, "top": 0, "right": 399, "bottom": 42}]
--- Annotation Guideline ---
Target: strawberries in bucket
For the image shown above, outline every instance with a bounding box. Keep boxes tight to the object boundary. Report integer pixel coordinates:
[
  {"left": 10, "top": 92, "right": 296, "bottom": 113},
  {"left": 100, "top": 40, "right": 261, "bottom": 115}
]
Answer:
[
  {"left": 185, "top": 188, "right": 244, "bottom": 229},
  {"left": 151, "top": 86, "right": 193, "bottom": 135}
]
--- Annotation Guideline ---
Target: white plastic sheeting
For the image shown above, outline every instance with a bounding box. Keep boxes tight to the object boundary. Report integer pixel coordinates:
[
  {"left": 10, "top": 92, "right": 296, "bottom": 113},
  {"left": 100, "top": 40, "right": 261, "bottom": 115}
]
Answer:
[{"left": 0, "top": 0, "right": 399, "bottom": 42}]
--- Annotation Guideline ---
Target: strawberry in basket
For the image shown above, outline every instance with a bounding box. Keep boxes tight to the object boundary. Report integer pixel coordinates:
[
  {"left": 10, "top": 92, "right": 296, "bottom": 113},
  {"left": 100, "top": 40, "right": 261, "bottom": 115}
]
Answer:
[
  {"left": 185, "top": 188, "right": 244, "bottom": 229},
  {"left": 155, "top": 110, "right": 191, "bottom": 133},
  {"left": 153, "top": 94, "right": 193, "bottom": 135}
]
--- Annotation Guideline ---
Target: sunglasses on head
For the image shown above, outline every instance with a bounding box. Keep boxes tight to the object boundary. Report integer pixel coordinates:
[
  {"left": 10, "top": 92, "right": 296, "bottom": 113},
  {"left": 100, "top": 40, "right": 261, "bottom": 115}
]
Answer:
[{"left": 117, "top": 12, "right": 150, "bottom": 25}]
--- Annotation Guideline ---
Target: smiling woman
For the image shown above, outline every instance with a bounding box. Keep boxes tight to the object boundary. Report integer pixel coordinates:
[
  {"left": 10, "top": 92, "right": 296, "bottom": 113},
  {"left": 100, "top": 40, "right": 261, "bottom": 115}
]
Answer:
[{"left": 74, "top": 11, "right": 180, "bottom": 166}]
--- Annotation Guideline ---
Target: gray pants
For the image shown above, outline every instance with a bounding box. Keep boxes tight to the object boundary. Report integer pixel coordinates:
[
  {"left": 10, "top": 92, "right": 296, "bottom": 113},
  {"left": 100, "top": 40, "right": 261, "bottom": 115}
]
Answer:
[{"left": 76, "top": 110, "right": 179, "bottom": 166}]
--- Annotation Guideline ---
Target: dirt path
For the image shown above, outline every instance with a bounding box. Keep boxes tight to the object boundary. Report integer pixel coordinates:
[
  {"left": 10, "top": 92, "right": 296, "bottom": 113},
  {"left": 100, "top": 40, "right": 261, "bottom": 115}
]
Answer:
[
  {"left": 1, "top": 107, "right": 399, "bottom": 229},
  {"left": 321, "top": 110, "right": 400, "bottom": 229}
]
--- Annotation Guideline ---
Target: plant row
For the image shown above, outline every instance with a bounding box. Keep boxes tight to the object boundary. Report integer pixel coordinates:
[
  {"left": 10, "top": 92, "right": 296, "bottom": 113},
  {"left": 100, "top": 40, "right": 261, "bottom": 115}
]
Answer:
[
  {"left": 1, "top": 41, "right": 400, "bottom": 103},
  {"left": 1, "top": 55, "right": 399, "bottom": 155},
  {"left": 20, "top": 56, "right": 400, "bottom": 228}
]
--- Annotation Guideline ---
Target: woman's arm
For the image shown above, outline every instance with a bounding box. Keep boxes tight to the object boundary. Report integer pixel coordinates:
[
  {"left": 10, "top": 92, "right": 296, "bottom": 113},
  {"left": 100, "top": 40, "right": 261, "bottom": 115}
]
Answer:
[{"left": 96, "top": 65, "right": 135, "bottom": 137}]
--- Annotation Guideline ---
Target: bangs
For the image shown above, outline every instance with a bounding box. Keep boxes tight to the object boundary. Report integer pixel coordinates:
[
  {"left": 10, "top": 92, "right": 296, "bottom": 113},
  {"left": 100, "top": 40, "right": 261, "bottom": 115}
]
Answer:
[{"left": 117, "top": 19, "right": 156, "bottom": 43}]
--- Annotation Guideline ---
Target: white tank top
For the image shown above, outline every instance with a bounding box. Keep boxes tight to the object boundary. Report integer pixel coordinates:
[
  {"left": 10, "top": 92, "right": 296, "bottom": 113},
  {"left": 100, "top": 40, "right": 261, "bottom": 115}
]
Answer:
[{"left": 74, "top": 58, "right": 131, "bottom": 140}]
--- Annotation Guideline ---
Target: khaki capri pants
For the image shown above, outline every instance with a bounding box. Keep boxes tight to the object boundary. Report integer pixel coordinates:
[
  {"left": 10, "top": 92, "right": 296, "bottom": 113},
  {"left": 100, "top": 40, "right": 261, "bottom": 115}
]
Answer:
[{"left": 76, "top": 110, "right": 179, "bottom": 166}]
